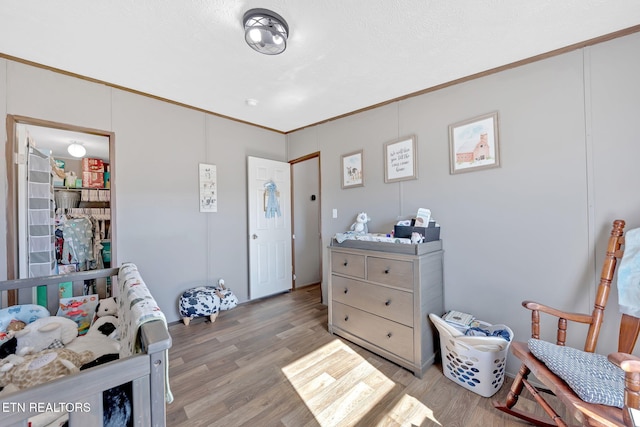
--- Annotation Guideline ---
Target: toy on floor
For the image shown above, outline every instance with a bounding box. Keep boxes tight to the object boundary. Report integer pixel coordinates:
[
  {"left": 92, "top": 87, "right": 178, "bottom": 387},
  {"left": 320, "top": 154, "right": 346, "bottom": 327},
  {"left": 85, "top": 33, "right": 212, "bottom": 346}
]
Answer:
[
  {"left": 179, "top": 286, "right": 221, "bottom": 325},
  {"left": 215, "top": 279, "right": 238, "bottom": 311},
  {"left": 350, "top": 212, "right": 371, "bottom": 234}
]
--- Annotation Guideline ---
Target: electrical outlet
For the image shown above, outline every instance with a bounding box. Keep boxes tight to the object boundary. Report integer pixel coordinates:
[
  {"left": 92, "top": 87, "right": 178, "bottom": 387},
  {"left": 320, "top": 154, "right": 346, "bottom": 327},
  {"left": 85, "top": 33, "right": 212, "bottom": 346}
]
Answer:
[{"left": 332, "top": 209, "right": 338, "bottom": 218}]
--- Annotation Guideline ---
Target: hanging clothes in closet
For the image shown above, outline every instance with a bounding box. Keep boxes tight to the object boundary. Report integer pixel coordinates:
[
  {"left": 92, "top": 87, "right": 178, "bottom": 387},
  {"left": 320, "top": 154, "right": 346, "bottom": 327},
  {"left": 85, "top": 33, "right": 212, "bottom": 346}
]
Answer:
[
  {"left": 61, "top": 216, "right": 93, "bottom": 268},
  {"left": 55, "top": 213, "right": 105, "bottom": 272}
]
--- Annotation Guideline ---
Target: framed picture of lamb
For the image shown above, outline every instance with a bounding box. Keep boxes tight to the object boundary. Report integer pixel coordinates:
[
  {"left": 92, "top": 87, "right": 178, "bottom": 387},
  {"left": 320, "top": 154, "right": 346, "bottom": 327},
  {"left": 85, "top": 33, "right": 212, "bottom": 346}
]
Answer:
[
  {"left": 449, "top": 111, "right": 500, "bottom": 174},
  {"left": 341, "top": 150, "right": 364, "bottom": 188}
]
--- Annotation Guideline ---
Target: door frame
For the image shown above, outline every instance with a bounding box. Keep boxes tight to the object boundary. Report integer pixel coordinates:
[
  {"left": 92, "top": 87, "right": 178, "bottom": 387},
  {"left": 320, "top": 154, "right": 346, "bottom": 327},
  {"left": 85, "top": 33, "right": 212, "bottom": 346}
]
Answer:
[
  {"left": 5, "top": 115, "right": 116, "bottom": 304},
  {"left": 289, "top": 151, "right": 322, "bottom": 292}
]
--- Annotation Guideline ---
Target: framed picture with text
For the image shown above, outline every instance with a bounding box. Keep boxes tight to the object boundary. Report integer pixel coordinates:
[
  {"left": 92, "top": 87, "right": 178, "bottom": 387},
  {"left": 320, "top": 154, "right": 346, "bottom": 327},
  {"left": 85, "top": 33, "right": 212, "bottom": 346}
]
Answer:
[{"left": 384, "top": 135, "right": 417, "bottom": 183}]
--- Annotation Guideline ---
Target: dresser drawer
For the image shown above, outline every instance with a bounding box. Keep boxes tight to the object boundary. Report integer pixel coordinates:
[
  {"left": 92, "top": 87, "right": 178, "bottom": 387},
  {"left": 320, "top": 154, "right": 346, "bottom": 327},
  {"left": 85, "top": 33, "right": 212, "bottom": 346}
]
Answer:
[
  {"left": 367, "top": 257, "right": 414, "bottom": 289},
  {"left": 332, "top": 302, "right": 414, "bottom": 361},
  {"left": 331, "top": 275, "right": 413, "bottom": 326},
  {"left": 331, "top": 252, "right": 365, "bottom": 278}
]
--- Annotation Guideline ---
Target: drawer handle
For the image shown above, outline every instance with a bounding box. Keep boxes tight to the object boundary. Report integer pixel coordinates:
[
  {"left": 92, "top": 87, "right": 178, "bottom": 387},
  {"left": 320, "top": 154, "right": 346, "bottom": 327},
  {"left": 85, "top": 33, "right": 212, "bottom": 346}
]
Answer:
[
  {"left": 385, "top": 299, "right": 391, "bottom": 306},
  {"left": 387, "top": 332, "right": 392, "bottom": 339},
  {"left": 344, "top": 288, "right": 348, "bottom": 294},
  {"left": 343, "top": 261, "right": 348, "bottom": 266},
  {"left": 384, "top": 268, "right": 390, "bottom": 274},
  {"left": 344, "top": 315, "right": 349, "bottom": 322}
]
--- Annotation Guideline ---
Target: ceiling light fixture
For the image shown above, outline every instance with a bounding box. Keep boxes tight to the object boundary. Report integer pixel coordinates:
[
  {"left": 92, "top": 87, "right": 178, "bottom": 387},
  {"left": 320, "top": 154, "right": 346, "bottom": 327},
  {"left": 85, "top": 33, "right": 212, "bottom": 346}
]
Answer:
[
  {"left": 243, "top": 8, "right": 289, "bottom": 55},
  {"left": 67, "top": 141, "right": 86, "bottom": 158}
]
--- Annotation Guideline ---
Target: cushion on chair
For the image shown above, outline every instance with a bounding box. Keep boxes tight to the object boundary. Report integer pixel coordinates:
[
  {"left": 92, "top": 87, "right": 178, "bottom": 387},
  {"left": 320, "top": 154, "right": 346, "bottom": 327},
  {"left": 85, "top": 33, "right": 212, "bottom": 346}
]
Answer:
[{"left": 528, "top": 338, "right": 624, "bottom": 408}]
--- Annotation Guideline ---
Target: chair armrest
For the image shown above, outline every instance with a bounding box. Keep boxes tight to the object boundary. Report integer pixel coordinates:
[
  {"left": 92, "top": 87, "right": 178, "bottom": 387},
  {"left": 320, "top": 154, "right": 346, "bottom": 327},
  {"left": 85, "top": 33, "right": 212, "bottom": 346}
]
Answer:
[
  {"left": 609, "top": 352, "right": 640, "bottom": 427},
  {"left": 522, "top": 300, "right": 594, "bottom": 324},
  {"left": 609, "top": 352, "right": 640, "bottom": 371}
]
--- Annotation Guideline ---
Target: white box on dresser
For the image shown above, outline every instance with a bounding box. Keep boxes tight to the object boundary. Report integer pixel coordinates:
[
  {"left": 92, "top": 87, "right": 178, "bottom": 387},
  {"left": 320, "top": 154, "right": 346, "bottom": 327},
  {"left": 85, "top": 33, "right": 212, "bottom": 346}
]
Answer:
[{"left": 328, "top": 240, "right": 444, "bottom": 378}]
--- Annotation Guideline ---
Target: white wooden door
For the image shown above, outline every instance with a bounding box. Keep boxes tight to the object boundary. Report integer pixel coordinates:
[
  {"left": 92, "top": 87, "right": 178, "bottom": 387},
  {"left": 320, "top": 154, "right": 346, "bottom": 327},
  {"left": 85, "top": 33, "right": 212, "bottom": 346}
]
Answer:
[{"left": 247, "top": 156, "right": 292, "bottom": 299}]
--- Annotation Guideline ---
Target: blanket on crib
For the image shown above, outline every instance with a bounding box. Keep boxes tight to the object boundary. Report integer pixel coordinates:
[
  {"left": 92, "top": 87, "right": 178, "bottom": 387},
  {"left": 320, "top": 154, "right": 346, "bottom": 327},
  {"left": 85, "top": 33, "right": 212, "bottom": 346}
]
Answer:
[
  {"left": 617, "top": 227, "right": 640, "bottom": 317},
  {"left": 118, "top": 263, "right": 173, "bottom": 403}
]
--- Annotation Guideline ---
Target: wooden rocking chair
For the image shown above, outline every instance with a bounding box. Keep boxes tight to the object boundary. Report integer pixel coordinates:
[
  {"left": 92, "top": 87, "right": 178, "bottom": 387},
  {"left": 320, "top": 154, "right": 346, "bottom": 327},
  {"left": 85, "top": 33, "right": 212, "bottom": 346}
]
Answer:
[{"left": 493, "top": 219, "right": 640, "bottom": 426}]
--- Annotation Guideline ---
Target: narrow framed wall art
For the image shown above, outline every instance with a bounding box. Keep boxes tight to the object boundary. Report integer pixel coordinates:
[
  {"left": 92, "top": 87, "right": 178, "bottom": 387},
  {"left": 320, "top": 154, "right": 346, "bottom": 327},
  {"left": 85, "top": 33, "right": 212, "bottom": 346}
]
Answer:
[{"left": 199, "top": 163, "right": 217, "bottom": 212}]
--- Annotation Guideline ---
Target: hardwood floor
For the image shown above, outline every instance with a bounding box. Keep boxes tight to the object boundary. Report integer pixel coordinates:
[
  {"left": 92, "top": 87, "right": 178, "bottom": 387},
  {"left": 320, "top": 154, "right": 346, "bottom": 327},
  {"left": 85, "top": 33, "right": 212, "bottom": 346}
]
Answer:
[{"left": 167, "top": 284, "right": 560, "bottom": 427}]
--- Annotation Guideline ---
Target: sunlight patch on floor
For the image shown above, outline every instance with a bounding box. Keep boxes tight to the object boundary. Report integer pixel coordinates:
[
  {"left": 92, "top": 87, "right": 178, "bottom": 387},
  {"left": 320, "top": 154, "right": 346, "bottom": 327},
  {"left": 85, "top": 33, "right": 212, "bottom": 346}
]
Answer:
[
  {"left": 282, "top": 338, "right": 440, "bottom": 426},
  {"left": 385, "top": 393, "right": 442, "bottom": 426}
]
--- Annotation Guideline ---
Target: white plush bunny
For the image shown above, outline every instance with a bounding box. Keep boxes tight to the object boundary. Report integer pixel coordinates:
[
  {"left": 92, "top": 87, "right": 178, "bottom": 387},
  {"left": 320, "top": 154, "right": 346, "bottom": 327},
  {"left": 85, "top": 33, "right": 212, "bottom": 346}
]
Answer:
[{"left": 350, "top": 212, "right": 371, "bottom": 234}]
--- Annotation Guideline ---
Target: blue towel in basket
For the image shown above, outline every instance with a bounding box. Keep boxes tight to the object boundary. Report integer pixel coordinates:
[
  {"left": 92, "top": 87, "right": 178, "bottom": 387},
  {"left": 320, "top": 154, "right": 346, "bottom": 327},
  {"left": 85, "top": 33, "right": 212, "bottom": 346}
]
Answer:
[{"left": 465, "top": 326, "right": 511, "bottom": 341}]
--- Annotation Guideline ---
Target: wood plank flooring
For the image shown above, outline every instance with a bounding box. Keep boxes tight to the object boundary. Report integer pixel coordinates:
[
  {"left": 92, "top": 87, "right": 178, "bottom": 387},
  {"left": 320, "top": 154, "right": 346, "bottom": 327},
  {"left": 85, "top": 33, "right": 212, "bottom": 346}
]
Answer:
[{"left": 167, "top": 284, "right": 562, "bottom": 427}]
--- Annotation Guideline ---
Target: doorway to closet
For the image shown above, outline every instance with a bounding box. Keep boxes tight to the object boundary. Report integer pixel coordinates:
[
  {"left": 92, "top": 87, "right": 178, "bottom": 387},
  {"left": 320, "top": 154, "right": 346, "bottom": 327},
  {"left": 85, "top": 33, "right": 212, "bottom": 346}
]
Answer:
[
  {"left": 291, "top": 152, "right": 322, "bottom": 297},
  {"left": 5, "top": 115, "right": 115, "bottom": 304}
]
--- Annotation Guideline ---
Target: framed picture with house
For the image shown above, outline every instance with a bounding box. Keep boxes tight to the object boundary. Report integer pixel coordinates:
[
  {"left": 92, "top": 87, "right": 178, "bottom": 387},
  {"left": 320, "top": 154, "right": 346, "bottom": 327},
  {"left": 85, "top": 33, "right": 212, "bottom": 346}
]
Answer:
[{"left": 449, "top": 111, "right": 500, "bottom": 174}]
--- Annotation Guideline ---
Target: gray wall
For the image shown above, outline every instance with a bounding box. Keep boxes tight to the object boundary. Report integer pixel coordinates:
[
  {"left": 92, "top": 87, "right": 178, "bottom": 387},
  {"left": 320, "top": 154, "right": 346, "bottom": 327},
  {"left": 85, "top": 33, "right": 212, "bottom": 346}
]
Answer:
[
  {"left": 287, "top": 32, "right": 640, "bottom": 374},
  {"left": 2, "top": 31, "right": 639, "bottom": 377},
  {"left": 0, "top": 60, "right": 286, "bottom": 321}
]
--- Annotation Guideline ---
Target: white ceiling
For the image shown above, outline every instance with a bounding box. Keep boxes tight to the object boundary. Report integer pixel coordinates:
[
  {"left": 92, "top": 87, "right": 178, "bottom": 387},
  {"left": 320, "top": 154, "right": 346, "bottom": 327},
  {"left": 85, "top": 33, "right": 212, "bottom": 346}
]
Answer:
[
  {"left": 1, "top": 1, "right": 639, "bottom": 133},
  {"left": 23, "top": 124, "right": 110, "bottom": 162}
]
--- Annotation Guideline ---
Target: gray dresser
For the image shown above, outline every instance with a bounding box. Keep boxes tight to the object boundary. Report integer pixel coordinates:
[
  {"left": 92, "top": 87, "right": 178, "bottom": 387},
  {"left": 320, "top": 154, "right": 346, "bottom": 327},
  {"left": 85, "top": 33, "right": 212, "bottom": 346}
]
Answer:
[{"left": 328, "top": 240, "right": 444, "bottom": 378}]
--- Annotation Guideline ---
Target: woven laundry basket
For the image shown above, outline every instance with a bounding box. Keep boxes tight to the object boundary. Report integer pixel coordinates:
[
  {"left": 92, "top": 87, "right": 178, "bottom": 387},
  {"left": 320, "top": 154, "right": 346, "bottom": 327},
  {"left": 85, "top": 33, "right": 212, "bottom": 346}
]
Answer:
[{"left": 429, "top": 313, "right": 513, "bottom": 397}]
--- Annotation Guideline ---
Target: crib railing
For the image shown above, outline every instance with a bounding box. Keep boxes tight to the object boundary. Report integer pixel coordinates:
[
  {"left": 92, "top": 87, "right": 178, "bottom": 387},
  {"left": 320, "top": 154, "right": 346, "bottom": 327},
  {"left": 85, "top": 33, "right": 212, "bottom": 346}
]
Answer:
[
  {"left": 0, "top": 268, "right": 172, "bottom": 427},
  {"left": 2, "top": 267, "right": 120, "bottom": 314}
]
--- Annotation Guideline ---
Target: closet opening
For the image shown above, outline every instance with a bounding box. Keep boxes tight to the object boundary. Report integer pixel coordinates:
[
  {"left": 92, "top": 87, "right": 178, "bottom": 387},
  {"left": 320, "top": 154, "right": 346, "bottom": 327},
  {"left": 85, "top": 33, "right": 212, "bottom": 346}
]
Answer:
[
  {"left": 290, "top": 152, "right": 322, "bottom": 298},
  {"left": 5, "top": 115, "right": 116, "bottom": 304}
]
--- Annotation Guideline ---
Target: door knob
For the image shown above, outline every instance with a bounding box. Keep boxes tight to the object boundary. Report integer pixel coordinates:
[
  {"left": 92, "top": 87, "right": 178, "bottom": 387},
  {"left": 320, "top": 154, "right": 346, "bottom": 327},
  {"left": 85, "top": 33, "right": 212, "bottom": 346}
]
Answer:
[{"left": 252, "top": 234, "right": 258, "bottom": 239}]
